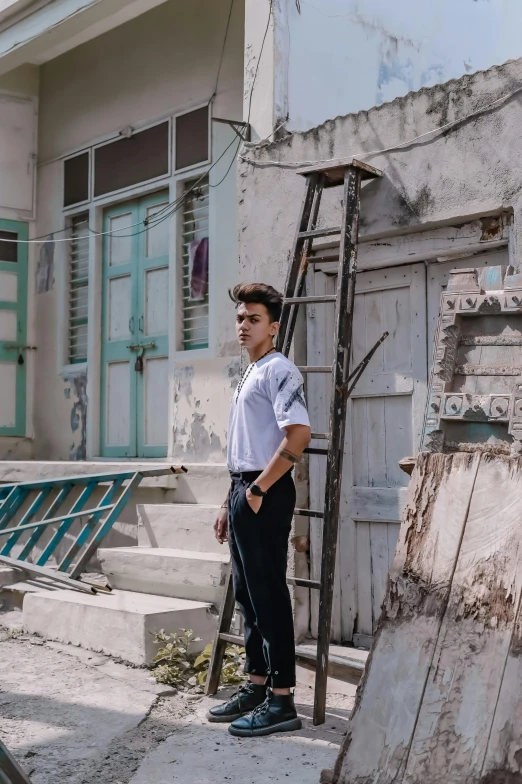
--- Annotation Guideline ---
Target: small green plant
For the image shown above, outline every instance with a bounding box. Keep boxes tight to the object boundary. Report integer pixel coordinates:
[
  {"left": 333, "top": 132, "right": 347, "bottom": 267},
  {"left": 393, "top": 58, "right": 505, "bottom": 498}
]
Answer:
[
  {"left": 194, "top": 642, "right": 246, "bottom": 687},
  {"left": 1, "top": 627, "right": 23, "bottom": 641},
  {"left": 151, "top": 628, "right": 246, "bottom": 689}
]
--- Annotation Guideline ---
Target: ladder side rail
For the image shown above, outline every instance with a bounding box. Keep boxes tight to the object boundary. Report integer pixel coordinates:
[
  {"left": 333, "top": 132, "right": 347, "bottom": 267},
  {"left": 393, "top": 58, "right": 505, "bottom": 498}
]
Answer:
[
  {"left": 277, "top": 174, "right": 319, "bottom": 351},
  {"left": 281, "top": 175, "right": 325, "bottom": 356},
  {"left": 313, "top": 166, "right": 363, "bottom": 726},
  {"left": 205, "top": 567, "right": 236, "bottom": 695}
]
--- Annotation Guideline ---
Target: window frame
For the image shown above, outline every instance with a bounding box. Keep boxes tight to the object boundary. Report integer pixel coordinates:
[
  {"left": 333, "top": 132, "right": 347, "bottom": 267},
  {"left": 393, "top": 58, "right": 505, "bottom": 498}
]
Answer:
[
  {"left": 91, "top": 119, "right": 172, "bottom": 203},
  {"left": 173, "top": 102, "right": 211, "bottom": 175},
  {"left": 63, "top": 149, "right": 91, "bottom": 209}
]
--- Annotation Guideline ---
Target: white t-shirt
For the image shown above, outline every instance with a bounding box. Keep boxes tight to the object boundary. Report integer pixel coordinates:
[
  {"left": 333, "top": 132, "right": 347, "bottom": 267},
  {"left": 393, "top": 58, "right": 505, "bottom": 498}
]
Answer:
[{"left": 227, "top": 352, "right": 310, "bottom": 472}]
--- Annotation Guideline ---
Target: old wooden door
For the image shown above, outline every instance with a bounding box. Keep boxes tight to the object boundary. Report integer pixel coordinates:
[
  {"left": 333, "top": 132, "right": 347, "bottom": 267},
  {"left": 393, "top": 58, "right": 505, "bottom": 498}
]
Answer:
[
  {"left": 0, "top": 220, "right": 28, "bottom": 436},
  {"left": 307, "top": 263, "right": 427, "bottom": 644},
  {"left": 100, "top": 191, "right": 169, "bottom": 457}
]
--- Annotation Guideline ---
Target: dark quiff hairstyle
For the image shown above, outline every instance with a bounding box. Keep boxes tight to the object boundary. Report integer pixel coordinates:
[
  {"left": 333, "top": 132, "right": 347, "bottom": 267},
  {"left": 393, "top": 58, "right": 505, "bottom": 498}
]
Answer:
[{"left": 229, "top": 283, "right": 283, "bottom": 323}]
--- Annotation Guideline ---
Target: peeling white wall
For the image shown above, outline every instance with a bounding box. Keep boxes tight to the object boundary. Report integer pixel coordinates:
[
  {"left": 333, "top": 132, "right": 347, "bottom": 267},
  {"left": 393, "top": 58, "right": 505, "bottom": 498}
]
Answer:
[{"left": 274, "top": 0, "right": 522, "bottom": 133}]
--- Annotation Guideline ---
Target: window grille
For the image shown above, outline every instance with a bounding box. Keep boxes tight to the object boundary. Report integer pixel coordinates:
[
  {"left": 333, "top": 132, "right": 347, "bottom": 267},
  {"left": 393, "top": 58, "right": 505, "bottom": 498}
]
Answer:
[
  {"left": 181, "top": 178, "right": 209, "bottom": 350},
  {"left": 68, "top": 214, "right": 89, "bottom": 363}
]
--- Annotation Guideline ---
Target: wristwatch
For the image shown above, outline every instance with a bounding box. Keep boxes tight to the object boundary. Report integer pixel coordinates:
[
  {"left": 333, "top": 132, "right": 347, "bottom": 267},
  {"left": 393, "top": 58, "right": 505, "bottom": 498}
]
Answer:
[{"left": 249, "top": 482, "right": 267, "bottom": 497}]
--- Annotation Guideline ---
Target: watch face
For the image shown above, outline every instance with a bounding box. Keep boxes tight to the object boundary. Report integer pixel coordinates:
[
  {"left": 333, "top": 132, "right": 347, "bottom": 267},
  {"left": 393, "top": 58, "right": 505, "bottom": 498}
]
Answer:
[{"left": 250, "top": 483, "right": 264, "bottom": 497}]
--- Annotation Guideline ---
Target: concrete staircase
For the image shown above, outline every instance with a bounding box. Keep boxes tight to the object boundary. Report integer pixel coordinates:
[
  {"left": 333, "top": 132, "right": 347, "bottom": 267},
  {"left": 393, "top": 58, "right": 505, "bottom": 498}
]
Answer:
[
  {"left": 97, "top": 504, "right": 229, "bottom": 604},
  {"left": 15, "top": 501, "right": 229, "bottom": 665}
]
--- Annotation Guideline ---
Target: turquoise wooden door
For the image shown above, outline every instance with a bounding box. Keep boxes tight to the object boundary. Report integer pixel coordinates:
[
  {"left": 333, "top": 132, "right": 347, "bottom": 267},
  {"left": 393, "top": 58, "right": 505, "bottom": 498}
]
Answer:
[
  {"left": 0, "top": 220, "right": 28, "bottom": 436},
  {"left": 101, "top": 192, "right": 170, "bottom": 457}
]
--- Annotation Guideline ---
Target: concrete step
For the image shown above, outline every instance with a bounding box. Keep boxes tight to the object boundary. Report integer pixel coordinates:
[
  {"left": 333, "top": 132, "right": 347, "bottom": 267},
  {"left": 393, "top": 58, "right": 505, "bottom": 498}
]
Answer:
[
  {"left": 171, "top": 463, "right": 230, "bottom": 505},
  {"left": 1, "top": 576, "right": 60, "bottom": 609},
  {"left": 295, "top": 642, "right": 368, "bottom": 698},
  {"left": 98, "top": 546, "right": 229, "bottom": 604},
  {"left": 23, "top": 588, "right": 217, "bottom": 665},
  {"left": 137, "top": 504, "right": 226, "bottom": 555}
]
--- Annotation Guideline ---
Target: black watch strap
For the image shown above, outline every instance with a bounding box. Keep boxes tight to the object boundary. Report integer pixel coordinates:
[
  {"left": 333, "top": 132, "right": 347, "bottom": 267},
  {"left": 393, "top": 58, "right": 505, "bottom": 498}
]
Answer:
[{"left": 249, "top": 482, "right": 267, "bottom": 497}]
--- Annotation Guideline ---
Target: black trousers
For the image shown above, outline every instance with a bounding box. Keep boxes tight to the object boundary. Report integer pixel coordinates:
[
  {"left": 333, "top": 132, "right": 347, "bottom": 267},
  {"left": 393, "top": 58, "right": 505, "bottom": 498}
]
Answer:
[{"left": 228, "top": 470, "right": 296, "bottom": 688}]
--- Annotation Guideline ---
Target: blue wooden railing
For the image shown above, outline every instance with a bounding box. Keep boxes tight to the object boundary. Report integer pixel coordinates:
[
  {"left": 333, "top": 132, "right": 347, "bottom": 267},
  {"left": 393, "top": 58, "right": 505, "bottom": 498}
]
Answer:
[{"left": 0, "top": 467, "right": 182, "bottom": 592}]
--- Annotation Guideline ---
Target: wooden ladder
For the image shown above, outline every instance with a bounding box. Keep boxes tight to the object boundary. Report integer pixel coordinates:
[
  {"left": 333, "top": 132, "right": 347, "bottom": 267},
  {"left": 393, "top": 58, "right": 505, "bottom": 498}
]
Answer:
[{"left": 205, "top": 157, "right": 384, "bottom": 725}]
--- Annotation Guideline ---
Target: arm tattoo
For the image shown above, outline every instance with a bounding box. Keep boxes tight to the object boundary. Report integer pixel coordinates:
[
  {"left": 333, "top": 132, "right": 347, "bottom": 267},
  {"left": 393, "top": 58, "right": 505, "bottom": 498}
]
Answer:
[{"left": 278, "top": 447, "right": 299, "bottom": 463}]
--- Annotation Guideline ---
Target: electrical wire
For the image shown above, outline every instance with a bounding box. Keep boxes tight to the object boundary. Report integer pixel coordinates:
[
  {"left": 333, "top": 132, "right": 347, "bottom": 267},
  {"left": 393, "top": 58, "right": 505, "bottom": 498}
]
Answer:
[
  {"left": 239, "top": 81, "right": 522, "bottom": 169},
  {"left": 0, "top": 0, "right": 273, "bottom": 245},
  {"left": 212, "top": 0, "right": 235, "bottom": 101},
  {"left": 210, "top": 0, "right": 273, "bottom": 190}
]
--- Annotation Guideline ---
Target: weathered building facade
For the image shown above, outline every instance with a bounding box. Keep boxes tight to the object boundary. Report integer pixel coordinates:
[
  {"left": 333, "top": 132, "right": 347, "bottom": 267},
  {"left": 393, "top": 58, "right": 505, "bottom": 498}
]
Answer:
[{"left": 0, "top": 0, "right": 522, "bottom": 644}]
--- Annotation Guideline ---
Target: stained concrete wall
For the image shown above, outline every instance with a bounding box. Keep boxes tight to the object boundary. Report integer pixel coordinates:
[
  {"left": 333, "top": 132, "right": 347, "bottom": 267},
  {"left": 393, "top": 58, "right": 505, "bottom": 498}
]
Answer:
[
  {"left": 31, "top": 0, "right": 244, "bottom": 462},
  {"left": 274, "top": 0, "right": 522, "bottom": 134},
  {"left": 238, "top": 58, "right": 522, "bottom": 281}
]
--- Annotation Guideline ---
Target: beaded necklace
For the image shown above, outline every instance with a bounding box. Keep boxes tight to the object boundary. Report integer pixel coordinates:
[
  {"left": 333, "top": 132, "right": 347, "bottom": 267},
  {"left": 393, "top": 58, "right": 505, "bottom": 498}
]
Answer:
[{"left": 235, "top": 347, "right": 276, "bottom": 400}]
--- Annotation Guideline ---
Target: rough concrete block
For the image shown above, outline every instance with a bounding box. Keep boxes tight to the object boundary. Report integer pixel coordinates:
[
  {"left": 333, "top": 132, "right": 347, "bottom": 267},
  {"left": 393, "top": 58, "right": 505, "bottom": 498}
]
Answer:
[
  {"left": 0, "top": 566, "right": 23, "bottom": 587},
  {"left": 23, "top": 589, "right": 217, "bottom": 665},
  {"left": 98, "top": 546, "right": 229, "bottom": 603},
  {"left": 171, "top": 463, "right": 230, "bottom": 505},
  {"left": 137, "top": 504, "right": 227, "bottom": 555}
]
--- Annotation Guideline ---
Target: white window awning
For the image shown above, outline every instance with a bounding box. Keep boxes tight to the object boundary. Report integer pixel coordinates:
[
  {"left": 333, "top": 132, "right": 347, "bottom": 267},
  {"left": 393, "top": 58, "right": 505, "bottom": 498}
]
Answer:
[{"left": 0, "top": 0, "right": 170, "bottom": 75}]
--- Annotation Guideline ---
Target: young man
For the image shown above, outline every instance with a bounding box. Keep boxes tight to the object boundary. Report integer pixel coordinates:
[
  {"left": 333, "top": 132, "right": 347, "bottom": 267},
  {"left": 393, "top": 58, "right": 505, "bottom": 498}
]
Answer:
[{"left": 207, "top": 283, "right": 311, "bottom": 738}]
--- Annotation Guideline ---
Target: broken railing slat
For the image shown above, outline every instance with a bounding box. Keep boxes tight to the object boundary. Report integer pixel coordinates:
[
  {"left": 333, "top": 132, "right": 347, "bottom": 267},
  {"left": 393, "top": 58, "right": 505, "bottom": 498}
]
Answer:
[
  {"left": 58, "top": 477, "right": 126, "bottom": 573},
  {"left": 1, "top": 488, "right": 52, "bottom": 557},
  {"left": 0, "top": 504, "right": 116, "bottom": 537},
  {"left": 68, "top": 472, "right": 144, "bottom": 579},
  {"left": 18, "top": 484, "right": 74, "bottom": 561},
  {"left": 0, "top": 466, "right": 187, "bottom": 594},
  {"left": 0, "top": 554, "right": 97, "bottom": 594}
]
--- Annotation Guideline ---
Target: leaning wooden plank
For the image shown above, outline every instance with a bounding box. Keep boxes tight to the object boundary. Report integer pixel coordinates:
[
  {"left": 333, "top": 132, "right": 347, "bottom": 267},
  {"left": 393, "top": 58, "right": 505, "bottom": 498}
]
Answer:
[
  {"left": 471, "top": 458, "right": 522, "bottom": 781},
  {"left": 332, "top": 452, "right": 481, "bottom": 784},
  {"left": 402, "top": 454, "right": 522, "bottom": 783},
  {"left": 0, "top": 740, "right": 33, "bottom": 784}
]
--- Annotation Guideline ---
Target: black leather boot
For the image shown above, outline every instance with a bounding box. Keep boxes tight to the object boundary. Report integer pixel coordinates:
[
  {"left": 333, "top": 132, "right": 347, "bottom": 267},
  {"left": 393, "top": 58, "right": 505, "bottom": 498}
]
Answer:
[
  {"left": 228, "top": 691, "right": 302, "bottom": 737},
  {"left": 207, "top": 682, "right": 267, "bottom": 723}
]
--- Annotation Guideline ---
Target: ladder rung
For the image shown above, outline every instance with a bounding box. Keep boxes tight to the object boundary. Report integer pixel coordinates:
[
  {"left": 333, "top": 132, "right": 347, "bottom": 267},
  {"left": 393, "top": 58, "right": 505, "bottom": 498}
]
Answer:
[
  {"left": 219, "top": 632, "right": 244, "bottom": 646},
  {"left": 298, "top": 226, "right": 341, "bottom": 240},
  {"left": 284, "top": 295, "right": 337, "bottom": 305},
  {"left": 287, "top": 577, "right": 321, "bottom": 589},
  {"left": 304, "top": 447, "right": 328, "bottom": 456},
  {"left": 297, "top": 366, "right": 332, "bottom": 373},
  {"left": 294, "top": 508, "right": 324, "bottom": 518},
  {"left": 311, "top": 432, "right": 329, "bottom": 440}
]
